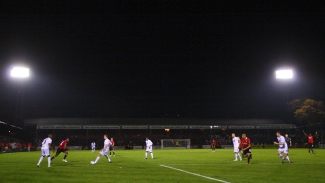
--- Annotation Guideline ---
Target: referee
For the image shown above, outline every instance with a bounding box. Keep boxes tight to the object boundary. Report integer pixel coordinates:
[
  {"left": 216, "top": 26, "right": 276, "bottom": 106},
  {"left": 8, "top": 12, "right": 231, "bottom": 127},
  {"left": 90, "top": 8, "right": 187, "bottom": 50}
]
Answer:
[{"left": 285, "top": 134, "right": 292, "bottom": 148}]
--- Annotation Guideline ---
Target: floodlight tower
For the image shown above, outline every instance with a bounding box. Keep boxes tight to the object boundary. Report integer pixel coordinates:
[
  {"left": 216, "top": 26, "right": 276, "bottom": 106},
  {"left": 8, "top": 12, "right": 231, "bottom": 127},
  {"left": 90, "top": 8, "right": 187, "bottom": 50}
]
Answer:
[
  {"left": 275, "top": 69, "right": 293, "bottom": 120},
  {"left": 210, "top": 126, "right": 212, "bottom": 138},
  {"left": 10, "top": 66, "right": 30, "bottom": 127}
]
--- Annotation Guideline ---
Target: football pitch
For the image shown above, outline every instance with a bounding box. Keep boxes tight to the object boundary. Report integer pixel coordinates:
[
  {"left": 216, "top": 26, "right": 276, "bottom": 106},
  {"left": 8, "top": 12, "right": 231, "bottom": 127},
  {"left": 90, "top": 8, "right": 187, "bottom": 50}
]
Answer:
[{"left": 0, "top": 148, "right": 324, "bottom": 183}]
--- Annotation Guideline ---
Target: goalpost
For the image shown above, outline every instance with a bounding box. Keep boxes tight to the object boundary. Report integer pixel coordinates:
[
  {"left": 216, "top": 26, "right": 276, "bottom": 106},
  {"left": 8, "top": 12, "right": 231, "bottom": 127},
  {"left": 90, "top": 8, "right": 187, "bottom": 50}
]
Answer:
[{"left": 160, "top": 139, "right": 191, "bottom": 149}]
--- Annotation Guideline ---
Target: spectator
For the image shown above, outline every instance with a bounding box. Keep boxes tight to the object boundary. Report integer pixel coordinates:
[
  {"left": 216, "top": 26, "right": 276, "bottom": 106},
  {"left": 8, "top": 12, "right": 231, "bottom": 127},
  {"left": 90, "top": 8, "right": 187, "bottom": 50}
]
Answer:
[{"left": 28, "top": 143, "right": 31, "bottom": 152}]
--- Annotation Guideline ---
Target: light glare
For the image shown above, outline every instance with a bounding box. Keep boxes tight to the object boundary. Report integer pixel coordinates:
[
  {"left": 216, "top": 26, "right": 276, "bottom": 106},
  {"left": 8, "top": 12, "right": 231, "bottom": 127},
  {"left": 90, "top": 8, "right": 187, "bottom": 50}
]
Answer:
[
  {"left": 10, "top": 67, "right": 30, "bottom": 78},
  {"left": 276, "top": 70, "right": 293, "bottom": 79}
]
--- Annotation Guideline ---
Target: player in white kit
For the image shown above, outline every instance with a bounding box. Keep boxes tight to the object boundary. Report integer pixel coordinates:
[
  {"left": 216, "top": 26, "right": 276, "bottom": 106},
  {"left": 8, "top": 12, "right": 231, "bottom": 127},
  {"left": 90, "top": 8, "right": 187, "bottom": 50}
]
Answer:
[
  {"left": 232, "top": 133, "right": 242, "bottom": 161},
  {"left": 144, "top": 137, "right": 153, "bottom": 159},
  {"left": 91, "top": 142, "right": 96, "bottom": 153},
  {"left": 37, "top": 134, "right": 52, "bottom": 167},
  {"left": 91, "top": 134, "right": 111, "bottom": 164},
  {"left": 274, "top": 131, "right": 290, "bottom": 164}
]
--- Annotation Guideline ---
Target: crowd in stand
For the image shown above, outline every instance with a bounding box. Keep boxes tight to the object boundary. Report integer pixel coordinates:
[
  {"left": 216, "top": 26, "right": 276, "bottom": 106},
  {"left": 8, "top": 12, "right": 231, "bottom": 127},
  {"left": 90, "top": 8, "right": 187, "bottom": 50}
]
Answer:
[
  {"left": 0, "top": 122, "right": 34, "bottom": 152},
  {"left": 0, "top": 135, "right": 33, "bottom": 152},
  {"left": 34, "top": 129, "right": 321, "bottom": 149}
]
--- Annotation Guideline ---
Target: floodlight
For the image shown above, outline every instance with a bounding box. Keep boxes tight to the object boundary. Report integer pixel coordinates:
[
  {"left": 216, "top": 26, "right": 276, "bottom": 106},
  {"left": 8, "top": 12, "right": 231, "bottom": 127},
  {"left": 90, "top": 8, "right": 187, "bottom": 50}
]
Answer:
[
  {"left": 10, "top": 67, "right": 30, "bottom": 78},
  {"left": 275, "top": 69, "right": 293, "bottom": 79}
]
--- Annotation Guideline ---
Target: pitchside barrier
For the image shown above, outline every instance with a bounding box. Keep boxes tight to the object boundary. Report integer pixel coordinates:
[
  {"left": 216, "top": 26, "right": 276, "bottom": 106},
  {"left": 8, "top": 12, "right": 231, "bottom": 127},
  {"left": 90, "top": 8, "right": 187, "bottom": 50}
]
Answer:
[
  {"left": 133, "top": 146, "right": 143, "bottom": 149},
  {"left": 14, "top": 143, "right": 325, "bottom": 152},
  {"left": 37, "top": 146, "right": 83, "bottom": 150},
  {"left": 221, "top": 145, "right": 233, "bottom": 149},
  {"left": 3, "top": 147, "right": 37, "bottom": 153},
  {"left": 131, "top": 145, "right": 161, "bottom": 149},
  {"left": 35, "top": 146, "right": 162, "bottom": 150},
  {"left": 37, "top": 146, "right": 125, "bottom": 150},
  {"left": 202, "top": 145, "right": 213, "bottom": 149},
  {"left": 202, "top": 144, "right": 316, "bottom": 149}
]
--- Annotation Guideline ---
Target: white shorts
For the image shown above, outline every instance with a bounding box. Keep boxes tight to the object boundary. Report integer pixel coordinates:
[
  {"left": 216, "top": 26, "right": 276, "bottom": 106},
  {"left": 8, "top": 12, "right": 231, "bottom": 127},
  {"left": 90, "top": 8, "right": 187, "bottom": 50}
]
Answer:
[
  {"left": 92, "top": 146, "right": 95, "bottom": 150},
  {"left": 234, "top": 147, "right": 239, "bottom": 153},
  {"left": 100, "top": 148, "right": 109, "bottom": 156},
  {"left": 146, "top": 146, "right": 152, "bottom": 152},
  {"left": 278, "top": 148, "right": 288, "bottom": 154},
  {"left": 41, "top": 149, "right": 50, "bottom": 156}
]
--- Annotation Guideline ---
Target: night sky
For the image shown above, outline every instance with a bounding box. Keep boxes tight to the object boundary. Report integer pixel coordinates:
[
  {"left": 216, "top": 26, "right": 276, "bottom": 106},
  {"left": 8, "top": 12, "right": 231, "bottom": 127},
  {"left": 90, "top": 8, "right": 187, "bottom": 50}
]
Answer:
[{"left": 1, "top": 1, "right": 325, "bottom": 122}]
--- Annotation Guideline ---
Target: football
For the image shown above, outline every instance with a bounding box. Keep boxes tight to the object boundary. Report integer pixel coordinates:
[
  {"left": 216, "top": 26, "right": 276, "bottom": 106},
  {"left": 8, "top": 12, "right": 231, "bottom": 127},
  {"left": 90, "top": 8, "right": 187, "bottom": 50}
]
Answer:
[{"left": 90, "top": 161, "right": 95, "bottom": 165}]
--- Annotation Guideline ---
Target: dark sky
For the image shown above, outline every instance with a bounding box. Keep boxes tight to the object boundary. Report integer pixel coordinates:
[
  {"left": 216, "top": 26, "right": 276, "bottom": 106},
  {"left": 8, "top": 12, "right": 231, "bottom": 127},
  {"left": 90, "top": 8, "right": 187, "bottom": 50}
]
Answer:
[{"left": 1, "top": 1, "right": 325, "bottom": 122}]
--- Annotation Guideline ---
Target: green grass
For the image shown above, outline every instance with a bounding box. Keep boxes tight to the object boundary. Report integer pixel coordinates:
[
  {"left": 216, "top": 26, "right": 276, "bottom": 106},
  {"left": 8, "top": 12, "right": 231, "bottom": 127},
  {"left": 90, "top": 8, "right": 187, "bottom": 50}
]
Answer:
[{"left": 0, "top": 148, "right": 324, "bottom": 183}]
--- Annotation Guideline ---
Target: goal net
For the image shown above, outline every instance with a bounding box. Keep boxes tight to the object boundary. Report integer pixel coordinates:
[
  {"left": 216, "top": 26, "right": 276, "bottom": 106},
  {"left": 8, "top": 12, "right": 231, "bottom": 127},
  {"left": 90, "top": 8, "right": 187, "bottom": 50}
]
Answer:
[{"left": 160, "top": 139, "right": 190, "bottom": 149}]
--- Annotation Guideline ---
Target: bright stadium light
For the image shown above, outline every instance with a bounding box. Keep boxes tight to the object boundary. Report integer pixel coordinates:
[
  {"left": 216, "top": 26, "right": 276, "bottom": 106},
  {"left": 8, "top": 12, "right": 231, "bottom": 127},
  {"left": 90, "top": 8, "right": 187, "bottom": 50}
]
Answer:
[
  {"left": 10, "top": 67, "right": 30, "bottom": 78},
  {"left": 275, "top": 69, "right": 293, "bottom": 79}
]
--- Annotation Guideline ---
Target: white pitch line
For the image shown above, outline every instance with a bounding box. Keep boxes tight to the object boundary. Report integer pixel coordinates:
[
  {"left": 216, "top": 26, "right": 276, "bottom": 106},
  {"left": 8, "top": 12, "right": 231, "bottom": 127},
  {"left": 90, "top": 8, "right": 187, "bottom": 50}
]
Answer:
[
  {"left": 160, "top": 164, "right": 231, "bottom": 183},
  {"left": 168, "top": 162, "right": 325, "bottom": 166}
]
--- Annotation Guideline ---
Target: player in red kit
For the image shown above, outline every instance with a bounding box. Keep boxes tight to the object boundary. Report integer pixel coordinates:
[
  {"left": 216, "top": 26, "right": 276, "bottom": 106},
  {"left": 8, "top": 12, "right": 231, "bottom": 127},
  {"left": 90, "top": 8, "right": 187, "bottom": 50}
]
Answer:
[
  {"left": 109, "top": 138, "right": 115, "bottom": 156},
  {"left": 303, "top": 130, "right": 315, "bottom": 154},
  {"left": 211, "top": 139, "right": 217, "bottom": 152},
  {"left": 51, "top": 138, "right": 70, "bottom": 162},
  {"left": 240, "top": 133, "right": 252, "bottom": 164}
]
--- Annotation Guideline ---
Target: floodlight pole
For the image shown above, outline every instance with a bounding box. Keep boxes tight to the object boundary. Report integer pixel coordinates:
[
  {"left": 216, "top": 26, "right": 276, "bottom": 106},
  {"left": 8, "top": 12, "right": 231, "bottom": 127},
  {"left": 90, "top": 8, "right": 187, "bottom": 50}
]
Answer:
[
  {"left": 10, "top": 66, "right": 29, "bottom": 128},
  {"left": 275, "top": 69, "right": 293, "bottom": 122},
  {"left": 15, "top": 87, "right": 24, "bottom": 127},
  {"left": 210, "top": 126, "right": 212, "bottom": 139}
]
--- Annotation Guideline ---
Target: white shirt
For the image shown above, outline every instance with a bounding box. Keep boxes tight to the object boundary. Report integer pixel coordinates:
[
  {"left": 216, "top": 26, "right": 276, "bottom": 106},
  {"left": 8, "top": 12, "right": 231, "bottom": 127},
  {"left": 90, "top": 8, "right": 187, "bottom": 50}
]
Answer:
[
  {"left": 232, "top": 137, "right": 240, "bottom": 147},
  {"left": 103, "top": 139, "right": 111, "bottom": 150},
  {"left": 41, "top": 137, "right": 52, "bottom": 149},
  {"left": 91, "top": 142, "right": 95, "bottom": 147},
  {"left": 146, "top": 140, "right": 153, "bottom": 147},
  {"left": 277, "top": 135, "right": 287, "bottom": 149}
]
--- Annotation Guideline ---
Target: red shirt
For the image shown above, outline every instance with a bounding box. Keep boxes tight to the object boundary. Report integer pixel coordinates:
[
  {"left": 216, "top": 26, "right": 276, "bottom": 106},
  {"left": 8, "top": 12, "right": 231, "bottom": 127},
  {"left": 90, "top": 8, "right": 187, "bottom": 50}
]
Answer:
[
  {"left": 308, "top": 136, "right": 314, "bottom": 144},
  {"left": 211, "top": 141, "right": 216, "bottom": 146},
  {"left": 239, "top": 138, "right": 244, "bottom": 148},
  {"left": 110, "top": 140, "right": 115, "bottom": 146},
  {"left": 59, "top": 140, "right": 68, "bottom": 149},
  {"left": 241, "top": 137, "right": 251, "bottom": 149}
]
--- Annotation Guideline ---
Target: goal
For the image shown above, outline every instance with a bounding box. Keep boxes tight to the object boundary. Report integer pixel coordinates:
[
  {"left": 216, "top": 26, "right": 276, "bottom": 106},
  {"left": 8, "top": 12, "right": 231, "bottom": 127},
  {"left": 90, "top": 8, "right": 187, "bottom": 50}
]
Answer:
[{"left": 160, "top": 139, "right": 190, "bottom": 149}]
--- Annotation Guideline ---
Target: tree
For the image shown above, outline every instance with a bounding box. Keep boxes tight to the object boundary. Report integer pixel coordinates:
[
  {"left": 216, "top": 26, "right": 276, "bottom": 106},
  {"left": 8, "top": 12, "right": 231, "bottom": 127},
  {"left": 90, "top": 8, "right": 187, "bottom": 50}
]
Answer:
[{"left": 287, "top": 98, "right": 325, "bottom": 125}]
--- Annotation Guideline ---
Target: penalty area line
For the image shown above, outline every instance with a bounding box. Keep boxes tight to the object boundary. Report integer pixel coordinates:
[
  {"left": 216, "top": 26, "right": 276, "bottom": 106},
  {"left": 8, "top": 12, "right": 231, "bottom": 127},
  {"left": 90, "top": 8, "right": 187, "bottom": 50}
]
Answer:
[{"left": 160, "top": 164, "right": 231, "bottom": 183}]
